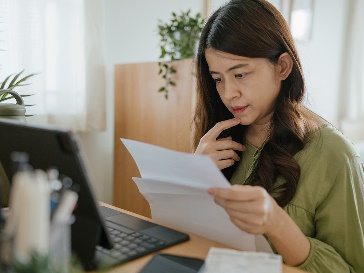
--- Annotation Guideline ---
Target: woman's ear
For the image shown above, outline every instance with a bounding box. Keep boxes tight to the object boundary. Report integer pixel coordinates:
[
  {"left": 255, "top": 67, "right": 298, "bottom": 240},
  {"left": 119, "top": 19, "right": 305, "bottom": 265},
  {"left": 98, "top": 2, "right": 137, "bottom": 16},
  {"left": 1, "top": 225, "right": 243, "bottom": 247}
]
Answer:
[{"left": 277, "top": 52, "right": 293, "bottom": 80}]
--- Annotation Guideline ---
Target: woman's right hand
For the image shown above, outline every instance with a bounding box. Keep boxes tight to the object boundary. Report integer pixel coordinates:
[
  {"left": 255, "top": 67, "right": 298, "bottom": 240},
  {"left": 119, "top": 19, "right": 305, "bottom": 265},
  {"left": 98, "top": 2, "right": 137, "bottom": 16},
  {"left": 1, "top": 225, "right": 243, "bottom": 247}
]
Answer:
[{"left": 194, "top": 118, "right": 245, "bottom": 170}]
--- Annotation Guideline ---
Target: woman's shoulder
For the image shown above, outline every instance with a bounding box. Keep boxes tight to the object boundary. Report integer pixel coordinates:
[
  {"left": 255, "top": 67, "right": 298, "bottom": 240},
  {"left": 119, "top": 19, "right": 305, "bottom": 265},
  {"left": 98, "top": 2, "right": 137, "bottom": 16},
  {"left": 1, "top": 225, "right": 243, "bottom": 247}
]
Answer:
[
  {"left": 300, "top": 108, "right": 360, "bottom": 159},
  {"left": 292, "top": 124, "right": 363, "bottom": 212},
  {"left": 295, "top": 123, "right": 361, "bottom": 187},
  {"left": 306, "top": 124, "right": 361, "bottom": 160}
]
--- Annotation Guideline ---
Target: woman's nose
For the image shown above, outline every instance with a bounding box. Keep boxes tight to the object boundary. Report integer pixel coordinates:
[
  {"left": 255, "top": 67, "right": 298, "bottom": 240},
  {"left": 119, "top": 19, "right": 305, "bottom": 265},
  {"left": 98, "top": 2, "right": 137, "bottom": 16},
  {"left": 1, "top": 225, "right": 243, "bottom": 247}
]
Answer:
[{"left": 223, "top": 80, "right": 240, "bottom": 100}]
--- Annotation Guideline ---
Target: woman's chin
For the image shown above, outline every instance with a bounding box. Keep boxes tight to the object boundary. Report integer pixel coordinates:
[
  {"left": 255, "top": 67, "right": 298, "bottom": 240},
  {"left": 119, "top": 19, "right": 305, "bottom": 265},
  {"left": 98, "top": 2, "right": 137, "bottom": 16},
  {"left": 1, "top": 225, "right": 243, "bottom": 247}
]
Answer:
[{"left": 235, "top": 117, "right": 250, "bottom": 126}]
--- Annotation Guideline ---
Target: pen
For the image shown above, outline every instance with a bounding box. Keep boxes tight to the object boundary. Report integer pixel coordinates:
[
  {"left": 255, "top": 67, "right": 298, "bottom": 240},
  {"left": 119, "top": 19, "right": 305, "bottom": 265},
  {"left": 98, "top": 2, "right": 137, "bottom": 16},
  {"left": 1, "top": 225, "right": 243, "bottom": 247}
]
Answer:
[{"left": 52, "top": 190, "right": 78, "bottom": 224}]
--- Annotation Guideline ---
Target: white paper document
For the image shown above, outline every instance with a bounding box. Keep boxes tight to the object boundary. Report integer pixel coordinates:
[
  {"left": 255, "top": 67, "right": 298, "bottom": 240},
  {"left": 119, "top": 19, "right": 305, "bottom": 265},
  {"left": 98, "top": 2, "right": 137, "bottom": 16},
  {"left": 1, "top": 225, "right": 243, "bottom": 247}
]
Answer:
[
  {"left": 121, "top": 138, "right": 272, "bottom": 252},
  {"left": 199, "top": 247, "right": 282, "bottom": 273}
]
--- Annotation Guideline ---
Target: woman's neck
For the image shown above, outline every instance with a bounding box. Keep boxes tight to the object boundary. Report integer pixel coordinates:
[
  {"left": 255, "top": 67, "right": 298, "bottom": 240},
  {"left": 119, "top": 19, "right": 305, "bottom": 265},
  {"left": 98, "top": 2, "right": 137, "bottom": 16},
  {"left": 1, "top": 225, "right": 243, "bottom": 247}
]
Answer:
[{"left": 245, "top": 121, "right": 272, "bottom": 148}]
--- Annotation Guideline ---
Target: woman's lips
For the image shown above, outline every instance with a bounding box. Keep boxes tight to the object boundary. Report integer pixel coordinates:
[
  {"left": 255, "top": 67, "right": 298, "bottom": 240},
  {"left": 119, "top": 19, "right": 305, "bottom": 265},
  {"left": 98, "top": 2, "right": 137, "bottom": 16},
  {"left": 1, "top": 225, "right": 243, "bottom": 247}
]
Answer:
[{"left": 232, "top": 105, "right": 248, "bottom": 114}]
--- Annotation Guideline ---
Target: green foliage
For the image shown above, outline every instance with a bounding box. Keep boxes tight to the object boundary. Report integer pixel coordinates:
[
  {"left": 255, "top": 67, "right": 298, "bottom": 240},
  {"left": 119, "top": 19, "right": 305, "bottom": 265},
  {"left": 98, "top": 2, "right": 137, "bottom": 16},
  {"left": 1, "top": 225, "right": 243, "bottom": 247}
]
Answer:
[
  {"left": 0, "top": 70, "right": 37, "bottom": 106},
  {"left": 157, "top": 9, "right": 204, "bottom": 99},
  {"left": 12, "top": 252, "right": 56, "bottom": 273},
  {"left": 12, "top": 251, "right": 83, "bottom": 273}
]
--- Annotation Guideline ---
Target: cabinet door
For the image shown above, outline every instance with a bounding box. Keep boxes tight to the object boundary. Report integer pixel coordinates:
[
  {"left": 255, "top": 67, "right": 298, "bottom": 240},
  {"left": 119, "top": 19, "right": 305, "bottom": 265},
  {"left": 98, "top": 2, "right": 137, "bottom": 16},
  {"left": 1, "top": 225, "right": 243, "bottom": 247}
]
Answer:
[{"left": 114, "top": 59, "right": 195, "bottom": 217}]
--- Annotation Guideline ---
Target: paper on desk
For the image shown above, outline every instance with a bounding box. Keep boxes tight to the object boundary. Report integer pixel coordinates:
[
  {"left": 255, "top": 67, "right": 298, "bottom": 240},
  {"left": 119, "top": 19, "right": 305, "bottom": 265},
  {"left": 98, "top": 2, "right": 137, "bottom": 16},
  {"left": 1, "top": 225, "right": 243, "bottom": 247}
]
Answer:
[
  {"left": 199, "top": 247, "right": 282, "bottom": 273},
  {"left": 121, "top": 138, "right": 272, "bottom": 252}
]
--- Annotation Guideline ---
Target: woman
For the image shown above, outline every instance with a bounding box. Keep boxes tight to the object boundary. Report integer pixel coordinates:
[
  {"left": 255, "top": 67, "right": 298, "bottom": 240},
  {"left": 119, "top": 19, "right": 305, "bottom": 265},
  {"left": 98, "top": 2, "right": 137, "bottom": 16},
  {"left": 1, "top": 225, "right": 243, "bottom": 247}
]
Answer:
[{"left": 193, "top": 0, "right": 364, "bottom": 272}]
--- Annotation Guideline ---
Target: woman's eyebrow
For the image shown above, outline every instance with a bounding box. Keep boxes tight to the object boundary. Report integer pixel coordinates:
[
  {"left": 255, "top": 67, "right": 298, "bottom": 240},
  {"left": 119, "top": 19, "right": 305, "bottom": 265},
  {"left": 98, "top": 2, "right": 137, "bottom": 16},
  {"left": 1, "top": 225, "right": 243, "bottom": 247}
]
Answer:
[
  {"left": 227, "top": 63, "right": 249, "bottom": 72},
  {"left": 209, "top": 63, "right": 249, "bottom": 74}
]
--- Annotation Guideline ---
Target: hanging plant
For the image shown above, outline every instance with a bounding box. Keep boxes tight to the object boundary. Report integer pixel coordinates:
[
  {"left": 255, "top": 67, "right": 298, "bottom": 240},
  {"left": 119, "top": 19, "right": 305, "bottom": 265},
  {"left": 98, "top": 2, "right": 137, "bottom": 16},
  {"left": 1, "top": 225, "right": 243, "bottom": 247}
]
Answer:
[{"left": 157, "top": 9, "right": 205, "bottom": 99}]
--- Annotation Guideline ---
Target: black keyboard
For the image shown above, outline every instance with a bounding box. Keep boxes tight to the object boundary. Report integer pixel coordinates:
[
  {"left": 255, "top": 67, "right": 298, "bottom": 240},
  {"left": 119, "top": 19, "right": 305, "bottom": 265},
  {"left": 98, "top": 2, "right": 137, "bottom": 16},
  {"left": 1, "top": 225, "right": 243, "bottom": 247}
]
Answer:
[
  {"left": 94, "top": 206, "right": 189, "bottom": 269},
  {"left": 95, "top": 221, "right": 167, "bottom": 264}
]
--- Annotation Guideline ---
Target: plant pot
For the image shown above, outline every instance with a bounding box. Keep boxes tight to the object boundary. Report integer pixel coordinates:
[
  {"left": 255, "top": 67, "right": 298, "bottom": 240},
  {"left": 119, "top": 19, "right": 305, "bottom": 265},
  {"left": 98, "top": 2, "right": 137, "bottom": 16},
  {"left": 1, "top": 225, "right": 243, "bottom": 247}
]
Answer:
[{"left": 0, "top": 90, "right": 26, "bottom": 121}]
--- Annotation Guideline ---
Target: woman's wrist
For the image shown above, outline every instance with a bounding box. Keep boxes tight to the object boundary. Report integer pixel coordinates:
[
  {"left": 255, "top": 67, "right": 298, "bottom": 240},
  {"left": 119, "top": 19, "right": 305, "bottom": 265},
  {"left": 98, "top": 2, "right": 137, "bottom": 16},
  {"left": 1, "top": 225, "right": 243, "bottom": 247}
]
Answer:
[
  {"left": 265, "top": 204, "right": 287, "bottom": 240},
  {"left": 266, "top": 206, "right": 310, "bottom": 266}
]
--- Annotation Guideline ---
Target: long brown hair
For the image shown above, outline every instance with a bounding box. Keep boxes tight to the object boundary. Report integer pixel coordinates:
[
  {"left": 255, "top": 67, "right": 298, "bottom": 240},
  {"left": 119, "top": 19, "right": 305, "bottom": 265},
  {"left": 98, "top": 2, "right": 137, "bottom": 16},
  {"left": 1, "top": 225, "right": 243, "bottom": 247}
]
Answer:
[{"left": 193, "top": 0, "right": 308, "bottom": 207}]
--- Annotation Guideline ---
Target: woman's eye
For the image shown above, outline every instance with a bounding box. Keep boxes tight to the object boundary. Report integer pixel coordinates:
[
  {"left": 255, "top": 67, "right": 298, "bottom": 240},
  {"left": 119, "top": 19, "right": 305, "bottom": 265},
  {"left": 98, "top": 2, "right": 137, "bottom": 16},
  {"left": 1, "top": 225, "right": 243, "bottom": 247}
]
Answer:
[
  {"left": 235, "top": 73, "right": 246, "bottom": 79},
  {"left": 213, "top": 78, "right": 222, "bottom": 83}
]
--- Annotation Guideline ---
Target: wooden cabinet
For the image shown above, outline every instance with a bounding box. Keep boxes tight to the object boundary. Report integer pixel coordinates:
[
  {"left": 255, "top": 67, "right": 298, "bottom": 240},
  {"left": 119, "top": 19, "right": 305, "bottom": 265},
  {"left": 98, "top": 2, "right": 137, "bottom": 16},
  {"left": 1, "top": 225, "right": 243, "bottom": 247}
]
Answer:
[{"left": 113, "top": 59, "right": 196, "bottom": 217}]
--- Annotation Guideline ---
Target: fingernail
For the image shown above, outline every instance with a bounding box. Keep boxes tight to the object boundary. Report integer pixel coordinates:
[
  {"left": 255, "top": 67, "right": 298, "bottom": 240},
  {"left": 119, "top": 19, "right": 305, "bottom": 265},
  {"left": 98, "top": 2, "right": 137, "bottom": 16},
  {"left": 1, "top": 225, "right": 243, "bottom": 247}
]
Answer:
[{"left": 207, "top": 188, "right": 215, "bottom": 195}]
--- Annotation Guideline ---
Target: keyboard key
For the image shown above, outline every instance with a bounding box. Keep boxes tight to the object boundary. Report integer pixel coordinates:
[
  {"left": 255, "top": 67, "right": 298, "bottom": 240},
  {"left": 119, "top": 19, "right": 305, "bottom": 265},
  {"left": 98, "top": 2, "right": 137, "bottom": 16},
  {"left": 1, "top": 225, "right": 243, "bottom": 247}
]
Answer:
[
  {"left": 120, "top": 240, "right": 130, "bottom": 246},
  {"left": 140, "top": 242, "right": 155, "bottom": 249},
  {"left": 110, "top": 251, "right": 128, "bottom": 260},
  {"left": 128, "top": 243, "right": 138, "bottom": 249},
  {"left": 120, "top": 247, "right": 131, "bottom": 253},
  {"left": 126, "top": 251, "right": 138, "bottom": 257},
  {"left": 106, "top": 222, "right": 134, "bottom": 234},
  {"left": 124, "top": 235, "right": 136, "bottom": 241},
  {"left": 134, "top": 238, "right": 143, "bottom": 244},
  {"left": 131, "top": 232, "right": 143, "bottom": 238},
  {"left": 109, "top": 229, "right": 121, "bottom": 235},
  {"left": 113, "top": 243, "right": 122, "bottom": 249},
  {"left": 147, "top": 238, "right": 158, "bottom": 243},
  {"left": 102, "top": 248, "right": 112, "bottom": 254},
  {"left": 140, "top": 235, "right": 151, "bottom": 241},
  {"left": 135, "top": 247, "right": 147, "bottom": 253},
  {"left": 113, "top": 237, "right": 122, "bottom": 243}
]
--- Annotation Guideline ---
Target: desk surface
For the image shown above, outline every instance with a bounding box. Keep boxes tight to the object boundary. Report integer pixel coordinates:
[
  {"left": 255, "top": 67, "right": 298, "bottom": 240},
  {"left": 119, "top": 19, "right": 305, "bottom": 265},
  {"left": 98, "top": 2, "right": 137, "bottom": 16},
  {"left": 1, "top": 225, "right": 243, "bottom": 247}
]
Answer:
[{"left": 100, "top": 203, "right": 307, "bottom": 273}]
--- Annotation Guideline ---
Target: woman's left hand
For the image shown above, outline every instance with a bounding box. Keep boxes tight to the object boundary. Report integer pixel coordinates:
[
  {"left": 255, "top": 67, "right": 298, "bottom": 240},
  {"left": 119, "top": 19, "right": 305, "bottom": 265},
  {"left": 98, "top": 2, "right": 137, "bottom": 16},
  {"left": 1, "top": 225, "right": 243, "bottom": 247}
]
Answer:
[{"left": 208, "top": 185, "right": 282, "bottom": 236}]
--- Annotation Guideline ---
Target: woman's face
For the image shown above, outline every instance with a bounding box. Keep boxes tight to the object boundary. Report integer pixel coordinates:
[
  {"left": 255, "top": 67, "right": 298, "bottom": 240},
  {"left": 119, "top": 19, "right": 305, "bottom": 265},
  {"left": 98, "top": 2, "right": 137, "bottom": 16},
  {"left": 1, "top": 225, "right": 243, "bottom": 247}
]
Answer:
[{"left": 205, "top": 48, "right": 282, "bottom": 126}]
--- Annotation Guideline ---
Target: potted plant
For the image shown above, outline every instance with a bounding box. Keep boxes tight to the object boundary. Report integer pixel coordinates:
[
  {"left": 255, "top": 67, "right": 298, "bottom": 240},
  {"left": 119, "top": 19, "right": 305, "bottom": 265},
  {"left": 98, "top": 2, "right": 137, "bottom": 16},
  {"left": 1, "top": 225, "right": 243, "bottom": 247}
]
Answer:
[
  {"left": 0, "top": 70, "right": 37, "bottom": 119},
  {"left": 157, "top": 9, "right": 205, "bottom": 99}
]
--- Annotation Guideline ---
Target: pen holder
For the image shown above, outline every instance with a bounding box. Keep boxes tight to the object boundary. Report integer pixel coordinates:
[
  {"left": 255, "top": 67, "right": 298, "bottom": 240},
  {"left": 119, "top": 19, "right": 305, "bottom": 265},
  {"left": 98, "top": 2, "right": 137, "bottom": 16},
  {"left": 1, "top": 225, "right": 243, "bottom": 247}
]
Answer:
[
  {"left": 49, "top": 220, "right": 72, "bottom": 273},
  {"left": 0, "top": 229, "right": 14, "bottom": 273}
]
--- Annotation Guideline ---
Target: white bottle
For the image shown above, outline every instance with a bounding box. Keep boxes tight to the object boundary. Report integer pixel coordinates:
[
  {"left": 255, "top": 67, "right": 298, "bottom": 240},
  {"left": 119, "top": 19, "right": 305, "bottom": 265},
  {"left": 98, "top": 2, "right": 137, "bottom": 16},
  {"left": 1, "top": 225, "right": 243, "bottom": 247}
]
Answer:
[{"left": 5, "top": 153, "right": 50, "bottom": 259}]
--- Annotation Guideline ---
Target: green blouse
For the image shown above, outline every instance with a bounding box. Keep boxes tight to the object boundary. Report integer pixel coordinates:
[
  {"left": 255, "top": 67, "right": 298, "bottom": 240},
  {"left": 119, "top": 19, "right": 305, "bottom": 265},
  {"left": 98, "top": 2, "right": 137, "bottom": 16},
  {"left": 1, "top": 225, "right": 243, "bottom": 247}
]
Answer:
[{"left": 230, "top": 124, "right": 364, "bottom": 273}]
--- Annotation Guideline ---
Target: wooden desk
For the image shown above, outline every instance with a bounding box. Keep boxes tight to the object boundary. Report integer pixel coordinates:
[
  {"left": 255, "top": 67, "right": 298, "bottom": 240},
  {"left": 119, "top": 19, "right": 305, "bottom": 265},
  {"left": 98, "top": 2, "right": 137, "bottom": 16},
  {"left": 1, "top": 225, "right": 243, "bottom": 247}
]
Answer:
[{"left": 100, "top": 203, "right": 308, "bottom": 273}]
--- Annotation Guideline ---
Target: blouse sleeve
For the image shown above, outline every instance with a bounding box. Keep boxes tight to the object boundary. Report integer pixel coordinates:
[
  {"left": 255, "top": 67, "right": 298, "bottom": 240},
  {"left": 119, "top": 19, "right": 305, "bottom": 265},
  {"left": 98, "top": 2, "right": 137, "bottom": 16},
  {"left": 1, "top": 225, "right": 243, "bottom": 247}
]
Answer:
[{"left": 297, "top": 157, "right": 364, "bottom": 273}]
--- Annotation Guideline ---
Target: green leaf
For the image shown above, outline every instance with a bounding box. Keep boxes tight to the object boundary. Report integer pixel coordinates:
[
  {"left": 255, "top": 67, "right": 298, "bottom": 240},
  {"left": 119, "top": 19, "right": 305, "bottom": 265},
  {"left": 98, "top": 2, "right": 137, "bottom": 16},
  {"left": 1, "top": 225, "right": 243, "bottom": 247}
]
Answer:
[
  {"left": 0, "top": 95, "right": 13, "bottom": 102},
  {"left": 8, "top": 69, "right": 25, "bottom": 87},
  {"left": 1, "top": 71, "right": 38, "bottom": 91},
  {"left": 0, "top": 93, "right": 8, "bottom": 101},
  {"left": 158, "top": 87, "right": 166, "bottom": 92},
  {"left": 14, "top": 83, "right": 31, "bottom": 87},
  {"left": 0, "top": 73, "right": 13, "bottom": 89},
  {"left": 12, "top": 72, "right": 38, "bottom": 88}
]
